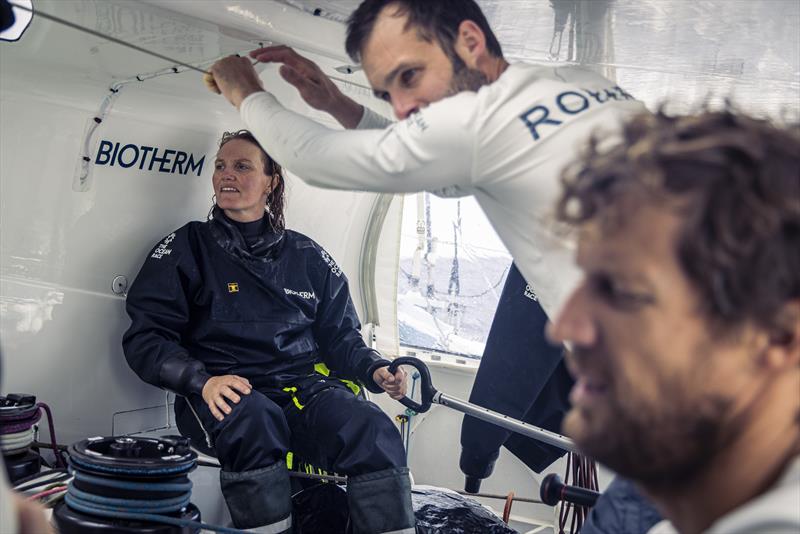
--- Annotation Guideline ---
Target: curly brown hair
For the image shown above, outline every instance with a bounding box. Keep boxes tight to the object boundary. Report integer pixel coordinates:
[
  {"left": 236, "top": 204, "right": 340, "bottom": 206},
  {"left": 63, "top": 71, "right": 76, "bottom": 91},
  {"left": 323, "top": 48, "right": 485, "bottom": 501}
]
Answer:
[
  {"left": 558, "top": 109, "right": 800, "bottom": 337},
  {"left": 217, "top": 129, "right": 286, "bottom": 232}
]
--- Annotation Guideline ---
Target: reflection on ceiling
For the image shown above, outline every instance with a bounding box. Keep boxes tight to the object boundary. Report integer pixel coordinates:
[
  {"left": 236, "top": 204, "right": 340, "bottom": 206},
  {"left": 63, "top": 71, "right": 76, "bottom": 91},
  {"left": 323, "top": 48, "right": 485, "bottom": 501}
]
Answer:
[{"left": 281, "top": 0, "right": 800, "bottom": 117}]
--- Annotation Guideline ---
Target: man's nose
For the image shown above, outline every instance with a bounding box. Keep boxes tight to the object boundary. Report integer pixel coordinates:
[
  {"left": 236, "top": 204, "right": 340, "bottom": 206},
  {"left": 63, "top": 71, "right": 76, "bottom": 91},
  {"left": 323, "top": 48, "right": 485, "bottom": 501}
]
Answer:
[
  {"left": 392, "top": 94, "right": 419, "bottom": 120},
  {"left": 546, "top": 286, "right": 596, "bottom": 347}
]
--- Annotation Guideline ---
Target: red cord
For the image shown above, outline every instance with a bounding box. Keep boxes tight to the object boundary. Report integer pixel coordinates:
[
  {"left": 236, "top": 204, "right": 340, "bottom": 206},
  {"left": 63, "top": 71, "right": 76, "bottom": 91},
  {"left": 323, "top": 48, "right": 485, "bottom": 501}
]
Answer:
[{"left": 26, "top": 485, "right": 68, "bottom": 501}]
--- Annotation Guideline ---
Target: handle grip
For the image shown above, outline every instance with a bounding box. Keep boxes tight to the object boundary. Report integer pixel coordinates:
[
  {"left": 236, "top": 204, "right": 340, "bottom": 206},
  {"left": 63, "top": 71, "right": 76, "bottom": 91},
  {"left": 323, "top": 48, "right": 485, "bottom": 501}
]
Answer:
[
  {"left": 387, "top": 357, "right": 437, "bottom": 413},
  {"left": 540, "top": 473, "right": 600, "bottom": 508}
]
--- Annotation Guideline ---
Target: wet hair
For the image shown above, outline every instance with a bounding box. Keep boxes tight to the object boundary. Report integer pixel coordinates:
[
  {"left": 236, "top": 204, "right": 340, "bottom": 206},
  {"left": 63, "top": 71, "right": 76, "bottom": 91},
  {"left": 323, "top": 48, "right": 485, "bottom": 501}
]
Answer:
[
  {"left": 216, "top": 129, "right": 286, "bottom": 232},
  {"left": 345, "top": 0, "right": 503, "bottom": 64},
  {"left": 558, "top": 109, "right": 800, "bottom": 337}
]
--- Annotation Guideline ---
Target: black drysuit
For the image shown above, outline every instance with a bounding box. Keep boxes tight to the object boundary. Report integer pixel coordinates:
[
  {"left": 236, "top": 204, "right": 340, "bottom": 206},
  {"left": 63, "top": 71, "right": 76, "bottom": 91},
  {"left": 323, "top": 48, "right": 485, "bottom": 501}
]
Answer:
[{"left": 122, "top": 210, "right": 414, "bottom": 533}]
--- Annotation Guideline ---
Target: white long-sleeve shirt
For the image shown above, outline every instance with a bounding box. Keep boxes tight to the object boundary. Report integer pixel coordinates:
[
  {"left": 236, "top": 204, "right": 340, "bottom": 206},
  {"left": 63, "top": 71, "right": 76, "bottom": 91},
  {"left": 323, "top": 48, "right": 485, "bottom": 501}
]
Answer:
[
  {"left": 241, "top": 63, "right": 646, "bottom": 317},
  {"left": 648, "top": 457, "right": 800, "bottom": 534}
]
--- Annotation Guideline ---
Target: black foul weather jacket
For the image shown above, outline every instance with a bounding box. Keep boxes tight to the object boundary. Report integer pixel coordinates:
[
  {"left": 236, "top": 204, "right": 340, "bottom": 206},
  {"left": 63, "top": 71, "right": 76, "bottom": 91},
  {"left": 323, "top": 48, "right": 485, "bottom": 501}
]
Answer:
[{"left": 122, "top": 209, "right": 389, "bottom": 398}]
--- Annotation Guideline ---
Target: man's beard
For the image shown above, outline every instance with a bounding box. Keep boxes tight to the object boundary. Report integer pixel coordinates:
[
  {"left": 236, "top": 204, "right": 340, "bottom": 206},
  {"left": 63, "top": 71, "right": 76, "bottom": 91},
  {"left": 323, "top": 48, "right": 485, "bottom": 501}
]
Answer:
[
  {"left": 567, "top": 348, "right": 739, "bottom": 492},
  {"left": 446, "top": 54, "right": 489, "bottom": 96}
]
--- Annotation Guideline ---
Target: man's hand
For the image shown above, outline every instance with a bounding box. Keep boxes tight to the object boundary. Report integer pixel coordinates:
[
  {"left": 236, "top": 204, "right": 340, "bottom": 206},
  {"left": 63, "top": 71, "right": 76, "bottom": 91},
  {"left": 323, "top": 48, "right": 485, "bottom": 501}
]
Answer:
[
  {"left": 14, "top": 494, "right": 54, "bottom": 534},
  {"left": 206, "top": 56, "right": 264, "bottom": 109},
  {"left": 201, "top": 375, "right": 252, "bottom": 421},
  {"left": 249, "top": 45, "right": 364, "bottom": 129},
  {"left": 373, "top": 365, "right": 407, "bottom": 400}
]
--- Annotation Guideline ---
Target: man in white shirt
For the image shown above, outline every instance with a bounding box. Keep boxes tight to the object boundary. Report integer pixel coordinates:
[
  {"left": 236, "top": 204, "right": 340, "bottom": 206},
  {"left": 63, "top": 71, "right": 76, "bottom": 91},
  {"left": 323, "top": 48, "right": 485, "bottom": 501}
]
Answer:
[
  {"left": 547, "top": 109, "right": 800, "bottom": 534},
  {"left": 207, "top": 0, "right": 645, "bottom": 320},
  {"left": 206, "top": 1, "right": 647, "bottom": 529}
]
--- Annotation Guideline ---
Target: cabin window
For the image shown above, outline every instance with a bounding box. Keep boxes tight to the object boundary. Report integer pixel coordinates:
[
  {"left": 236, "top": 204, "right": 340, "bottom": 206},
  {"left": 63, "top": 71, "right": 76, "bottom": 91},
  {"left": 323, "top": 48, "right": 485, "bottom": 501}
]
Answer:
[{"left": 397, "top": 193, "right": 512, "bottom": 361}]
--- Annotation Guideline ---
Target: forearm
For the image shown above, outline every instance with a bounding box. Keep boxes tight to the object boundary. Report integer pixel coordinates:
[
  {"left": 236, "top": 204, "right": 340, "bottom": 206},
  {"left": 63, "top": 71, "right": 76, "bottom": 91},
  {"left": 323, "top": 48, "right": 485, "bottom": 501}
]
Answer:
[
  {"left": 355, "top": 105, "right": 393, "bottom": 130},
  {"left": 329, "top": 95, "right": 365, "bottom": 130},
  {"left": 158, "top": 355, "right": 212, "bottom": 397},
  {"left": 123, "top": 314, "right": 211, "bottom": 397},
  {"left": 240, "top": 92, "right": 472, "bottom": 193},
  {"left": 124, "top": 338, "right": 211, "bottom": 397},
  {"left": 324, "top": 343, "right": 389, "bottom": 394}
]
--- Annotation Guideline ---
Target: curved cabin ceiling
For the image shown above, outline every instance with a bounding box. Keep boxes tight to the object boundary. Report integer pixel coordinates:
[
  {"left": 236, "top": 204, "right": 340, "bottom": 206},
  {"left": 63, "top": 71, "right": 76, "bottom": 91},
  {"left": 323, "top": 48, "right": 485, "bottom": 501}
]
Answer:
[
  {"left": 16, "top": 1, "right": 798, "bottom": 117},
  {"left": 280, "top": 0, "right": 800, "bottom": 117}
]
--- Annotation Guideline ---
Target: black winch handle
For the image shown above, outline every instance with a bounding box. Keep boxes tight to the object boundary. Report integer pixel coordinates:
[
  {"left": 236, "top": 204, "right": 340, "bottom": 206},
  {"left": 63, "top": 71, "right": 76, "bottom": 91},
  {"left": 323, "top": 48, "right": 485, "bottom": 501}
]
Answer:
[{"left": 387, "top": 357, "right": 437, "bottom": 413}]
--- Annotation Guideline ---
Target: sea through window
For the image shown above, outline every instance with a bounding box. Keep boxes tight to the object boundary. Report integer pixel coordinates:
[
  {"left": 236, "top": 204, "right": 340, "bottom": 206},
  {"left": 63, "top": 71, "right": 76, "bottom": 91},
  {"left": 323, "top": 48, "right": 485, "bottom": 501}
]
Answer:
[{"left": 397, "top": 193, "right": 512, "bottom": 360}]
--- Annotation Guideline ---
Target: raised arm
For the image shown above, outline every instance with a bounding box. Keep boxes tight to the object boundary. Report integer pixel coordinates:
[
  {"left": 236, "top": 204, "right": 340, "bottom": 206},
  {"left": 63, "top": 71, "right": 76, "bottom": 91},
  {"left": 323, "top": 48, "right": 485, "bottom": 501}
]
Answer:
[
  {"left": 207, "top": 55, "right": 474, "bottom": 195},
  {"left": 249, "top": 45, "right": 366, "bottom": 129}
]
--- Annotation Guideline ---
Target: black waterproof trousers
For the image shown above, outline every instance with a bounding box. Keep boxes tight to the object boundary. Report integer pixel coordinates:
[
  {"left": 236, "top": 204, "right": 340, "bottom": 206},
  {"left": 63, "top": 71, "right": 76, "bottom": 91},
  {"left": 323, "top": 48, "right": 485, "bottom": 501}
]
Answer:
[
  {"left": 175, "top": 379, "right": 414, "bottom": 533},
  {"left": 176, "top": 380, "right": 405, "bottom": 473},
  {"left": 460, "top": 263, "right": 571, "bottom": 490}
]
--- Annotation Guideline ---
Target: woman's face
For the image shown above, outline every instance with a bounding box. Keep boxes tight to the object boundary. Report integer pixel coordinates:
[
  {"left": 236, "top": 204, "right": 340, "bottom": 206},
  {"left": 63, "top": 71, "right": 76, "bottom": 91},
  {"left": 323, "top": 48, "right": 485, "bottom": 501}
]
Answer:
[{"left": 213, "top": 138, "right": 274, "bottom": 223}]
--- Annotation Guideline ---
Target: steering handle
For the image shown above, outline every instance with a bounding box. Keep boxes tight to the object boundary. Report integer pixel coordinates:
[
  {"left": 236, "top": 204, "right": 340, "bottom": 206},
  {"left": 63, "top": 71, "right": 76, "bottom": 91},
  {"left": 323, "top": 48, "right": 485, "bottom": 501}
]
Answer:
[{"left": 387, "top": 357, "right": 437, "bottom": 413}]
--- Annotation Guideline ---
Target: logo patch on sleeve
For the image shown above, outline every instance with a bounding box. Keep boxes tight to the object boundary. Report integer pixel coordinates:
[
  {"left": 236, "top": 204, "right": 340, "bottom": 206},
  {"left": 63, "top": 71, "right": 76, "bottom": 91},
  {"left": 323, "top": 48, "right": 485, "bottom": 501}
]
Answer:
[
  {"left": 151, "top": 233, "right": 175, "bottom": 259},
  {"left": 319, "top": 249, "right": 342, "bottom": 277},
  {"left": 523, "top": 284, "right": 538, "bottom": 301},
  {"left": 227, "top": 282, "right": 239, "bottom": 293}
]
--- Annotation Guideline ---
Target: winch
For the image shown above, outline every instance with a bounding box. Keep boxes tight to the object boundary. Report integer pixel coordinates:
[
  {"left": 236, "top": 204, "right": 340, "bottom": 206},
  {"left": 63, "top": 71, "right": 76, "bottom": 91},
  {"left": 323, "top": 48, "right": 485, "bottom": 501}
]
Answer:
[
  {"left": 53, "top": 435, "right": 203, "bottom": 534},
  {"left": 0, "top": 393, "right": 61, "bottom": 483}
]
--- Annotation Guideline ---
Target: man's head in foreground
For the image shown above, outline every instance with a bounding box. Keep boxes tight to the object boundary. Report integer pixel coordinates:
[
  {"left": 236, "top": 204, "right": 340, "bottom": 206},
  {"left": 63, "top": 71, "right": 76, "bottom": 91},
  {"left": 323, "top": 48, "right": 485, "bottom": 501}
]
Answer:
[
  {"left": 345, "top": 0, "right": 507, "bottom": 119},
  {"left": 548, "top": 109, "right": 800, "bottom": 527}
]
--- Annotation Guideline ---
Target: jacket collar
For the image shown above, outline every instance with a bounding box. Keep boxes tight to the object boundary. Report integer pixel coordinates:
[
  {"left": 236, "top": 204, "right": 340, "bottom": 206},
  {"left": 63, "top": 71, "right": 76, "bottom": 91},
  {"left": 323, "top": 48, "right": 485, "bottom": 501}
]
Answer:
[{"left": 208, "top": 206, "right": 284, "bottom": 261}]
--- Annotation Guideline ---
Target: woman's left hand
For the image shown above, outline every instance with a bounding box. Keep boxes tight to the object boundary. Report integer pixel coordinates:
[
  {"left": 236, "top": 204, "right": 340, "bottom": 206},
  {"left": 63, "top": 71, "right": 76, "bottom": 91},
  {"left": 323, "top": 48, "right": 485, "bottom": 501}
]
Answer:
[{"left": 373, "top": 366, "right": 407, "bottom": 400}]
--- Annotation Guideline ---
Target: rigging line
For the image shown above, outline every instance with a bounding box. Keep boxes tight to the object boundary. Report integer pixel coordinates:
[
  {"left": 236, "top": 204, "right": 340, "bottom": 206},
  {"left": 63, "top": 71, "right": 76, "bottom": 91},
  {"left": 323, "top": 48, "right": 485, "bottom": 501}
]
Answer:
[
  {"left": 10, "top": 2, "right": 377, "bottom": 94},
  {"left": 328, "top": 74, "right": 374, "bottom": 92},
  {"left": 9, "top": 2, "right": 210, "bottom": 75}
]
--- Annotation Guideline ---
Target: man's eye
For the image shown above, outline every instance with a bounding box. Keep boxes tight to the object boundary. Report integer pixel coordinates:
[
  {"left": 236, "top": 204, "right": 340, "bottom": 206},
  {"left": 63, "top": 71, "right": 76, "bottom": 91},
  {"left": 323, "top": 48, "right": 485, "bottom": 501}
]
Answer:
[
  {"left": 592, "top": 275, "right": 651, "bottom": 308},
  {"left": 378, "top": 91, "right": 390, "bottom": 102},
  {"left": 400, "top": 68, "right": 418, "bottom": 87}
]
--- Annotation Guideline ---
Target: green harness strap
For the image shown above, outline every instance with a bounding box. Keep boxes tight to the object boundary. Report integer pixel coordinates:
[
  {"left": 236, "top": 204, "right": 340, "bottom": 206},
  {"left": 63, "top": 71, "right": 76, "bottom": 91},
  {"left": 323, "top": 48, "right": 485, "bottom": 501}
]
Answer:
[
  {"left": 282, "top": 362, "right": 364, "bottom": 471},
  {"left": 312, "top": 362, "right": 362, "bottom": 397}
]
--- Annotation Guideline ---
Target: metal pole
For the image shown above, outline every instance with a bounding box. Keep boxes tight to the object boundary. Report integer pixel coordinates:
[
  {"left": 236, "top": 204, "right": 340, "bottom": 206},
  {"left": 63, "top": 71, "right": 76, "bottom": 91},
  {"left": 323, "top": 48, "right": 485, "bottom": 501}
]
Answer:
[{"left": 433, "top": 392, "right": 576, "bottom": 452}]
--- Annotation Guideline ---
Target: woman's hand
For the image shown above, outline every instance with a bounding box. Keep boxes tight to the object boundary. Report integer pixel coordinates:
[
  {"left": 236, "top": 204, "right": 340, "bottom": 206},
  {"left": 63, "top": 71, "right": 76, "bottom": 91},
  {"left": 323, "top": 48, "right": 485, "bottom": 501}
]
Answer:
[
  {"left": 373, "top": 366, "right": 407, "bottom": 400},
  {"left": 201, "top": 375, "right": 252, "bottom": 421}
]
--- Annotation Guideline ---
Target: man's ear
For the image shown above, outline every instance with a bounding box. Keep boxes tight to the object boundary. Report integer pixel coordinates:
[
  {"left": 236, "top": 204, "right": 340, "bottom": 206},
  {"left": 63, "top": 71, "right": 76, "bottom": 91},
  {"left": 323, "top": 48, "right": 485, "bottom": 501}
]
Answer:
[
  {"left": 762, "top": 301, "right": 800, "bottom": 369},
  {"left": 453, "top": 19, "right": 488, "bottom": 70}
]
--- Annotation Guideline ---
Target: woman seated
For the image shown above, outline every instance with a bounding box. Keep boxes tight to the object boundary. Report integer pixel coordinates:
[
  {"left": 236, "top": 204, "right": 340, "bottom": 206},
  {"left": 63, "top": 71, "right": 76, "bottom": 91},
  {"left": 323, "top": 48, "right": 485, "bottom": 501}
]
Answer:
[{"left": 122, "top": 130, "right": 415, "bottom": 534}]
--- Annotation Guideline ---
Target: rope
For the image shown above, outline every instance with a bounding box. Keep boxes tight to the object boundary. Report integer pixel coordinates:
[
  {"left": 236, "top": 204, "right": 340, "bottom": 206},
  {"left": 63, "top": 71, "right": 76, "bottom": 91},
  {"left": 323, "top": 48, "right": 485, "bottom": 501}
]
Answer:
[
  {"left": 557, "top": 452, "right": 598, "bottom": 533},
  {"left": 502, "top": 491, "right": 515, "bottom": 524},
  {"left": 65, "top": 454, "right": 249, "bottom": 533},
  {"left": 27, "top": 485, "right": 68, "bottom": 502},
  {"left": 0, "top": 407, "right": 40, "bottom": 455},
  {"left": 13, "top": 469, "right": 70, "bottom": 492},
  {"left": 0, "top": 402, "right": 64, "bottom": 467},
  {"left": 0, "top": 428, "right": 35, "bottom": 454}
]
